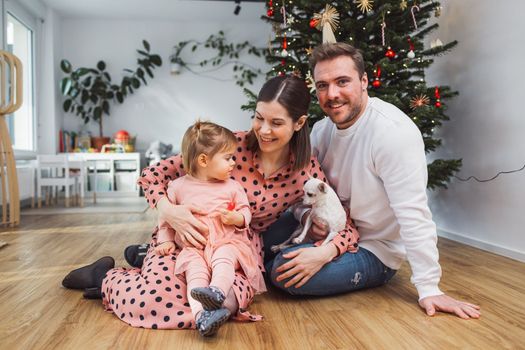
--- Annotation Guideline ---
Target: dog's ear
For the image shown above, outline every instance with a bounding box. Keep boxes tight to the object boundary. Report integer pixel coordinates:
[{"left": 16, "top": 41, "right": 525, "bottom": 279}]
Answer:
[{"left": 317, "top": 182, "right": 327, "bottom": 193}]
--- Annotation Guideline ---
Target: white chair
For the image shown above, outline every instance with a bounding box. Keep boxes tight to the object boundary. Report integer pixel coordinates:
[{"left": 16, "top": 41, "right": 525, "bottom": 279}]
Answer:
[{"left": 36, "top": 154, "right": 86, "bottom": 208}]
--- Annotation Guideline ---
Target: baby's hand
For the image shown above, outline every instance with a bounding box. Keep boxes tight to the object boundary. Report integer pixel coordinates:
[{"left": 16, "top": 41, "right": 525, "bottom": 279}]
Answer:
[
  {"left": 219, "top": 209, "right": 245, "bottom": 227},
  {"left": 155, "top": 241, "right": 176, "bottom": 256}
]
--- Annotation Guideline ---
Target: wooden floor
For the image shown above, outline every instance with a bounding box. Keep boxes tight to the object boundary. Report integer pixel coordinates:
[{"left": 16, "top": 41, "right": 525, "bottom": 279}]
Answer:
[{"left": 1, "top": 210, "right": 524, "bottom": 350}]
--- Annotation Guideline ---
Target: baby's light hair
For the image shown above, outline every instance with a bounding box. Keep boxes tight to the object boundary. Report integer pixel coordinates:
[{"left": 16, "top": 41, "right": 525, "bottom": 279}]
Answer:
[{"left": 181, "top": 120, "right": 237, "bottom": 176}]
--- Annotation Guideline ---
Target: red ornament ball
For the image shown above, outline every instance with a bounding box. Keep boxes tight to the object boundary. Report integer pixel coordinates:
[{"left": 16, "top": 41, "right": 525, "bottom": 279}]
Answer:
[
  {"left": 385, "top": 47, "right": 396, "bottom": 59},
  {"left": 435, "top": 101, "right": 442, "bottom": 108},
  {"left": 372, "top": 79, "right": 381, "bottom": 88},
  {"left": 309, "top": 19, "right": 318, "bottom": 28},
  {"left": 267, "top": 8, "right": 274, "bottom": 17}
]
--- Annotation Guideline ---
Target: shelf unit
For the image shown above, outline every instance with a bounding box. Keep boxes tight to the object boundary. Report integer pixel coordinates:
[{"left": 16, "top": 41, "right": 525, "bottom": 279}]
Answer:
[{"left": 65, "top": 153, "right": 141, "bottom": 197}]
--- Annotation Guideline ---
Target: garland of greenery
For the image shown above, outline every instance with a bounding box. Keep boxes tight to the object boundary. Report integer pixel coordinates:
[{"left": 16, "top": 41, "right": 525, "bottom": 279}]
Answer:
[{"left": 170, "top": 31, "right": 264, "bottom": 87}]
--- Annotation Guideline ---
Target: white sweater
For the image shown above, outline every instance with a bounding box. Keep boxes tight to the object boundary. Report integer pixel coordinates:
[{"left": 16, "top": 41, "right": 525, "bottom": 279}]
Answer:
[{"left": 310, "top": 97, "right": 443, "bottom": 300}]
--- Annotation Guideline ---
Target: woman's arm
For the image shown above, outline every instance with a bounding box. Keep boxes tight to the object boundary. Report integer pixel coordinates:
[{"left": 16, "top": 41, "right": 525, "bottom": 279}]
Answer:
[
  {"left": 274, "top": 157, "right": 359, "bottom": 287},
  {"left": 138, "top": 156, "right": 208, "bottom": 247},
  {"left": 273, "top": 223, "right": 359, "bottom": 289},
  {"left": 274, "top": 243, "right": 338, "bottom": 288},
  {"left": 137, "top": 155, "right": 185, "bottom": 208},
  {"left": 294, "top": 156, "right": 360, "bottom": 255}
]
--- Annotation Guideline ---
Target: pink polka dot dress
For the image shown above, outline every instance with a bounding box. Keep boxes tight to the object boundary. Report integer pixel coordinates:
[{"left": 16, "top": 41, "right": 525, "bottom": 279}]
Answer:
[{"left": 101, "top": 131, "right": 359, "bottom": 329}]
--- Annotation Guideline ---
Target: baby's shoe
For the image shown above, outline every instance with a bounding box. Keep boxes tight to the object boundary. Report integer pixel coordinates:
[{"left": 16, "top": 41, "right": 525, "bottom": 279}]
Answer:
[
  {"left": 124, "top": 243, "right": 149, "bottom": 268},
  {"left": 195, "top": 308, "right": 231, "bottom": 337},
  {"left": 191, "top": 286, "right": 226, "bottom": 310}
]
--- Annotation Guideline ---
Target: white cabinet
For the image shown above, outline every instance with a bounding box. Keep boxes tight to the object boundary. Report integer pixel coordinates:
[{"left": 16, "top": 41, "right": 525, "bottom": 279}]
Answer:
[{"left": 66, "top": 153, "right": 141, "bottom": 197}]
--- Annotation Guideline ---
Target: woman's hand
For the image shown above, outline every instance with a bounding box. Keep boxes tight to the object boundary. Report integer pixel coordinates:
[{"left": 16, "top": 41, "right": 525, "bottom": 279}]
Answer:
[
  {"left": 157, "top": 197, "right": 209, "bottom": 249},
  {"left": 275, "top": 243, "right": 338, "bottom": 288},
  {"left": 155, "top": 241, "right": 176, "bottom": 256}
]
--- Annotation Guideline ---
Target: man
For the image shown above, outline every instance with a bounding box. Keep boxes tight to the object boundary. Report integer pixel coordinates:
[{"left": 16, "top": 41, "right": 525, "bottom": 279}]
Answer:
[{"left": 269, "top": 43, "right": 480, "bottom": 319}]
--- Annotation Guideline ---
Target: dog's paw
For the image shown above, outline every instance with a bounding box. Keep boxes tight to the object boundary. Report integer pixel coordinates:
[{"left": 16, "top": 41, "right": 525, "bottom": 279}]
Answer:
[
  {"left": 270, "top": 245, "right": 281, "bottom": 253},
  {"left": 292, "top": 237, "right": 303, "bottom": 244}
]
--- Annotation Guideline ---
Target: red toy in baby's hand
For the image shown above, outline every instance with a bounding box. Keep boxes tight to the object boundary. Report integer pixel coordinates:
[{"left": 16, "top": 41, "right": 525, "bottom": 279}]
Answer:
[{"left": 227, "top": 201, "right": 235, "bottom": 211}]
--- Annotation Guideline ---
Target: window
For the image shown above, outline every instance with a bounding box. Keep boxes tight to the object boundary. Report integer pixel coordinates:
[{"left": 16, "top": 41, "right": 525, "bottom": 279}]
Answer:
[{"left": 4, "top": 9, "right": 36, "bottom": 153}]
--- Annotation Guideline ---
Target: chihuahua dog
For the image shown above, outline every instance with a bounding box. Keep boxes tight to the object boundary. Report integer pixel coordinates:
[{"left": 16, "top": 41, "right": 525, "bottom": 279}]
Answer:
[{"left": 271, "top": 178, "right": 346, "bottom": 252}]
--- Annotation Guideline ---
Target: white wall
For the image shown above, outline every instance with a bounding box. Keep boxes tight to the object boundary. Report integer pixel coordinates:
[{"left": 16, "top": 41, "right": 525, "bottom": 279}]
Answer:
[
  {"left": 59, "top": 18, "right": 271, "bottom": 152},
  {"left": 37, "top": 5, "right": 61, "bottom": 154},
  {"left": 427, "top": 0, "right": 525, "bottom": 261}
]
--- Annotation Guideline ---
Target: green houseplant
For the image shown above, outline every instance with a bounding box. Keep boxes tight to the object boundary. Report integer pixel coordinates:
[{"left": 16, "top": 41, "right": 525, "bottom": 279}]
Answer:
[{"left": 60, "top": 40, "right": 162, "bottom": 149}]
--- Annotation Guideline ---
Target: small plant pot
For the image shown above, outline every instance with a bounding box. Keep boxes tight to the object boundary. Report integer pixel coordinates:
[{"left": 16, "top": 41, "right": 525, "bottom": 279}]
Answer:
[{"left": 91, "top": 137, "right": 111, "bottom": 151}]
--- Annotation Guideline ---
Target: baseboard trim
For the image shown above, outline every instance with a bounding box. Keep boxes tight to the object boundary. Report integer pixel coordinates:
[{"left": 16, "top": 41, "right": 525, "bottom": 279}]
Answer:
[{"left": 437, "top": 228, "right": 525, "bottom": 263}]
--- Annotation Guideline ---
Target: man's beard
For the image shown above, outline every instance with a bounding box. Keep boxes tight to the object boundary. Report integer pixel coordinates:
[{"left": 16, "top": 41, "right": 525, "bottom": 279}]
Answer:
[{"left": 332, "top": 100, "right": 363, "bottom": 129}]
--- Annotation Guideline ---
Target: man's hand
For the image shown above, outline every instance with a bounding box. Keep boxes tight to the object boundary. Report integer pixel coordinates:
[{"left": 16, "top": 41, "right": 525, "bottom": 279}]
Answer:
[
  {"left": 302, "top": 209, "right": 329, "bottom": 241},
  {"left": 275, "top": 243, "right": 338, "bottom": 288},
  {"left": 157, "top": 197, "right": 209, "bottom": 249},
  {"left": 419, "top": 294, "right": 481, "bottom": 319},
  {"left": 155, "top": 241, "right": 176, "bottom": 256}
]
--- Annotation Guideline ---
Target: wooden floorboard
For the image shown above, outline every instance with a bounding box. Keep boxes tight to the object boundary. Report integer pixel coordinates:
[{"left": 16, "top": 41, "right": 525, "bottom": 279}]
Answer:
[{"left": 1, "top": 210, "right": 524, "bottom": 349}]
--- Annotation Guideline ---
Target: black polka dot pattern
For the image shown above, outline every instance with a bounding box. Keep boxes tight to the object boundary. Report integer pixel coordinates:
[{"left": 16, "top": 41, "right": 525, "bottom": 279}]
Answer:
[{"left": 122, "top": 131, "right": 334, "bottom": 328}]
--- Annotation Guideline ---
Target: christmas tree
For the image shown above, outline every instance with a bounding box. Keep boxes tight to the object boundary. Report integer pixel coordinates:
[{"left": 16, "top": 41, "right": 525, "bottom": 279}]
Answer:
[
  {"left": 255, "top": 0, "right": 460, "bottom": 189},
  {"left": 169, "top": 0, "right": 461, "bottom": 189}
]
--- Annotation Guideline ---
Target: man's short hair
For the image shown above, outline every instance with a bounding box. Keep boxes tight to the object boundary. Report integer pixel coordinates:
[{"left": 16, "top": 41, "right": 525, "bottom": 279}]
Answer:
[{"left": 309, "top": 43, "right": 366, "bottom": 79}]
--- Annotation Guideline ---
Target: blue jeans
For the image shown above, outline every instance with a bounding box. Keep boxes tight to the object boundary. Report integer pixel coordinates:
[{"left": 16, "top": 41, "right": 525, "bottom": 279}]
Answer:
[{"left": 263, "top": 211, "right": 397, "bottom": 296}]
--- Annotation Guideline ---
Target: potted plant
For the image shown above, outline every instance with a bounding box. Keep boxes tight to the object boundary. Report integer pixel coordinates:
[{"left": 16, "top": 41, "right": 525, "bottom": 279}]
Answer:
[{"left": 60, "top": 40, "right": 162, "bottom": 150}]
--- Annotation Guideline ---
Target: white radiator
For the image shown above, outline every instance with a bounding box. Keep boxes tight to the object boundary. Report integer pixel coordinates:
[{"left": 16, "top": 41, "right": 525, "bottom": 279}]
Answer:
[{"left": 0, "top": 163, "right": 35, "bottom": 203}]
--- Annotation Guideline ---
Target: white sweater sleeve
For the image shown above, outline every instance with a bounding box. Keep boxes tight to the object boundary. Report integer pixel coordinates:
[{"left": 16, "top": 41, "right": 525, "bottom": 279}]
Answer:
[{"left": 373, "top": 123, "right": 443, "bottom": 300}]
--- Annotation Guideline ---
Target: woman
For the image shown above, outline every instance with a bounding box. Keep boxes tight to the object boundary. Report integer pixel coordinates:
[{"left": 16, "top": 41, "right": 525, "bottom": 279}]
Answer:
[{"left": 62, "top": 75, "right": 359, "bottom": 329}]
